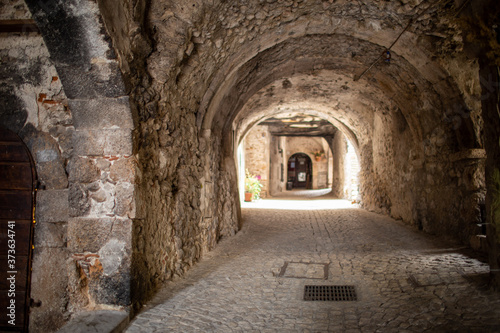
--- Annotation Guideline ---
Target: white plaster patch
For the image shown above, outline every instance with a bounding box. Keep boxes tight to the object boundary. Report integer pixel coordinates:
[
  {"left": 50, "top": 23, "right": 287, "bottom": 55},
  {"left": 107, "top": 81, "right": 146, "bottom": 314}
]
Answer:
[
  {"left": 36, "top": 149, "right": 58, "bottom": 162},
  {"left": 88, "top": 182, "right": 116, "bottom": 217},
  {"left": 368, "top": 20, "right": 382, "bottom": 32},
  {"left": 16, "top": 83, "right": 39, "bottom": 126},
  {"left": 98, "top": 238, "right": 126, "bottom": 276},
  {"left": 159, "top": 151, "right": 167, "bottom": 169}
]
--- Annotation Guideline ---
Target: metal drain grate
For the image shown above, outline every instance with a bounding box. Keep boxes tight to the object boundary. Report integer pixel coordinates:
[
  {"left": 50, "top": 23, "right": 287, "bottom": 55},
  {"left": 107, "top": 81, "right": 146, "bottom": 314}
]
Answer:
[{"left": 304, "top": 285, "right": 357, "bottom": 301}]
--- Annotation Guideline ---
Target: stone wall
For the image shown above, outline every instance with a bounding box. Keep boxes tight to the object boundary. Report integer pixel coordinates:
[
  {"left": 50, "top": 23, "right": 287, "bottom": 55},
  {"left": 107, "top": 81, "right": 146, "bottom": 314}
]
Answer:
[
  {"left": 244, "top": 125, "right": 270, "bottom": 198},
  {"left": 330, "top": 132, "right": 347, "bottom": 198},
  {"left": 0, "top": 0, "right": 498, "bottom": 324},
  {"left": 0, "top": 12, "right": 73, "bottom": 331},
  {"left": 95, "top": 0, "right": 241, "bottom": 309},
  {"left": 285, "top": 136, "right": 329, "bottom": 190},
  {"left": 343, "top": 139, "right": 360, "bottom": 200},
  {"left": 106, "top": 0, "right": 490, "bottom": 276},
  {"left": 0, "top": 0, "right": 140, "bottom": 330}
]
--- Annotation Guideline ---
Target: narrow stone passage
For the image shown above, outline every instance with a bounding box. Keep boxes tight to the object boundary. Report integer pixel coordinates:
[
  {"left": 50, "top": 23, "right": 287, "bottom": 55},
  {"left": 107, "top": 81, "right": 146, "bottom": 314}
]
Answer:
[{"left": 126, "top": 194, "right": 500, "bottom": 332}]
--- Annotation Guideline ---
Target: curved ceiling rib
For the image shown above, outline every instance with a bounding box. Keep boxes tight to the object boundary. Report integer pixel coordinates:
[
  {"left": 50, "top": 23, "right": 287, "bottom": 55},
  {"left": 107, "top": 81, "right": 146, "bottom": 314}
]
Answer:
[{"left": 200, "top": 33, "right": 466, "bottom": 155}]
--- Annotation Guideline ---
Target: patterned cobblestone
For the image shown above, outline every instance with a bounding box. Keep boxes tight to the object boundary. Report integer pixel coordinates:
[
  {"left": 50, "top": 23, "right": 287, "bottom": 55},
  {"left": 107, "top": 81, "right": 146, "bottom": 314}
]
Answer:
[{"left": 125, "top": 193, "right": 500, "bottom": 332}]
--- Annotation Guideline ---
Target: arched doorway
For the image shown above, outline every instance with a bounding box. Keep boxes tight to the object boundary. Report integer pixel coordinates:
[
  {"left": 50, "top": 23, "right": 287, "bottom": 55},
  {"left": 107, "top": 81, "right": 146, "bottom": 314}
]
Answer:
[
  {"left": 287, "top": 153, "right": 312, "bottom": 189},
  {"left": 0, "top": 126, "right": 36, "bottom": 332}
]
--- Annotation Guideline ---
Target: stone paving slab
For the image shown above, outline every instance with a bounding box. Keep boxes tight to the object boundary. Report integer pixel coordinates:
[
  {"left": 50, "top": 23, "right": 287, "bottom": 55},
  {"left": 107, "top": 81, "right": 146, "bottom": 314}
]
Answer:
[
  {"left": 56, "top": 310, "right": 129, "bottom": 333},
  {"left": 125, "top": 197, "right": 500, "bottom": 333}
]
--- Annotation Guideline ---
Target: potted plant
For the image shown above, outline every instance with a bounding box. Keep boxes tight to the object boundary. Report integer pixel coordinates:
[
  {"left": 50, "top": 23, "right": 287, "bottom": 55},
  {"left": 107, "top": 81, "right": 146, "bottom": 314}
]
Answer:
[
  {"left": 244, "top": 169, "right": 263, "bottom": 201},
  {"left": 311, "top": 150, "right": 324, "bottom": 161}
]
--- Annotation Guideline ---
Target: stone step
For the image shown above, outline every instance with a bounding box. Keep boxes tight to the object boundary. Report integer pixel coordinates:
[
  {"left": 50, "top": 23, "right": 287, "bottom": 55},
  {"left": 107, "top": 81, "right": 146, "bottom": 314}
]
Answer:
[{"left": 56, "top": 310, "right": 129, "bottom": 333}]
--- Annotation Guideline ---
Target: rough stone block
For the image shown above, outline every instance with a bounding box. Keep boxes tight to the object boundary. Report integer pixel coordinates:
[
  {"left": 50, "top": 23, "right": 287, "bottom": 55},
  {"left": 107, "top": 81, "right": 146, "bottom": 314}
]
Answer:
[
  {"left": 34, "top": 221, "right": 67, "bottom": 248},
  {"left": 99, "top": 238, "right": 128, "bottom": 276},
  {"left": 23, "top": 128, "right": 68, "bottom": 189},
  {"left": 73, "top": 129, "right": 133, "bottom": 156},
  {"left": 68, "top": 183, "right": 90, "bottom": 217},
  {"left": 30, "top": 247, "right": 70, "bottom": 333},
  {"left": 109, "top": 218, "right": 132, "bottom": 244},
  {"left": 36, "top": 161, "right": 69, "bottom": 190},
  {"left": 69, "top": 97, "right": 133, "bottom": 130},
  {"left": 114, "top": 182, "right": 136, "bottom": 217},
  {"left": 56, "top": 62, "right": 126, "bottom": 99},
  {"left": 72, "top": 130, "right": 106, "bottom": 156},
  {"left": 68, "top": 217, "right": 114, "bottom": 252},
  {"left": 91, "top": 271, "right": 131, "bottom": 306},
  {"left": 67, "top": 156, "right": 100, "bottom": 183},
  {"left": 103, "top": 129, "right": 133, "bottom": 156},
  {"left": 110, "top": 158, "right": 137, "bottom": 182},
  {"left": 36, "top": 189, "right": 69, "bottom": 223},
  {"left": 54, "top": 310, "right": 129, "bottom": 333}
]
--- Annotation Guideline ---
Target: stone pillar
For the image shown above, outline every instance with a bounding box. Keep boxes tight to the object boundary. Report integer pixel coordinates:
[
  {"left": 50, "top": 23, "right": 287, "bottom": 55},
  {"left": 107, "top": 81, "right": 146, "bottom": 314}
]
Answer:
[
  {"left": 25, "top": 0, "right": 138, "bottom": 312},
  {"left": 480, "top": 61, "right": 500, "bottom": 289},
  {"left": 68, "top": 104, "right": 135, "bottom": 307},
  {"left": 329, "top": 132, "right": 346, "bottom": 198}
]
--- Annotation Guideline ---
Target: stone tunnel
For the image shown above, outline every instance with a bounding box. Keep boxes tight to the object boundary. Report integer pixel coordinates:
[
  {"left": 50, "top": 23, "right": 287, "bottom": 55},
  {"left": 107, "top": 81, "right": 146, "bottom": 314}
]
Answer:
[{"left": 0, "top": 0, "right": 499, "bottom": 331}]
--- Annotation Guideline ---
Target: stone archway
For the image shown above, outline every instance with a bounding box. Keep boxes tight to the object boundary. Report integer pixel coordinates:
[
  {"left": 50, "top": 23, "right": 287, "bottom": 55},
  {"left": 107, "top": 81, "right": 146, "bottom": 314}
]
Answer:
[
  {"left": 20, "top": 1, "right": 140, "bottom": 329},
  {"left": 1, "top": 2, "right": 499, "bottom": 332},
  {"left": 0, "top": 126, "right": 36, "bottom": 332}
]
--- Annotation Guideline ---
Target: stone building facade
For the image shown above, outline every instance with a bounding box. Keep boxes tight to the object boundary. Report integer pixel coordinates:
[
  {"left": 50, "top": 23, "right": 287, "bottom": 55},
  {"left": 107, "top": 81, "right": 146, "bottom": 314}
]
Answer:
[
  {"left": 243, "top": 124, "right": 340, "bottom": 197},
  {"left": 0, "top": 0, "right": 499, "bottom": 331}
]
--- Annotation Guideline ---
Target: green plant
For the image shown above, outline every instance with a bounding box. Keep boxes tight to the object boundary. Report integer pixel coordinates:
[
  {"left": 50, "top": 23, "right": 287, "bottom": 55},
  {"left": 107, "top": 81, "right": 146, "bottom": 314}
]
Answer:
[
  {"left": 245, "top": 169, "right": 263, "bottom": 200},
  {"left": 311, "top": 150, "right": 324, "bottom": 157}
]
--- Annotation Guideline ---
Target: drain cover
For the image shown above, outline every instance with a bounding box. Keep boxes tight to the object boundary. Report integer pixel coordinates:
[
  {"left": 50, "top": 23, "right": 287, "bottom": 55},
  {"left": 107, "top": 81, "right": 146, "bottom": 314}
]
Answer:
[{"left": 304, "top": 285, "right": 357, "bottom": 301}]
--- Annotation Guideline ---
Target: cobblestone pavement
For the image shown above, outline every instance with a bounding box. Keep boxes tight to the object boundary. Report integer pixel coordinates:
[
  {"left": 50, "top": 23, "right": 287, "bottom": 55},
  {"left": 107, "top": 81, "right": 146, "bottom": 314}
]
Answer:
[{"left": 125, "top": 191, "right": 500, "bottom": 332}]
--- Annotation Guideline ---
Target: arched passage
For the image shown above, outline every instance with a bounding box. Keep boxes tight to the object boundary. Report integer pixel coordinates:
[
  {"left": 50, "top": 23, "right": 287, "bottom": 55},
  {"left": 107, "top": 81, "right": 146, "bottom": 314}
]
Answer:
[{"left": 1, "top": 1, "right": 499, "bottom": 331}]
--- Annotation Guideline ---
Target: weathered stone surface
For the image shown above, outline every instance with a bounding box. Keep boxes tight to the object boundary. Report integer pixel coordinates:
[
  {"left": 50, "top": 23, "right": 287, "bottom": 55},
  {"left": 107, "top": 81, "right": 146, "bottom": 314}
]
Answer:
[
  {"left": 115, "top": 182, "right": 135, "bottom": 217},
  {"left": 56, "top": 310, "right": 129, "bottom": 333},
  {"left": 73, "top": 129, "right": 133, "bottom": 156},
  {"left": 30, "top": 248, "right": 70, "bottom": 333},
  {"left": 110, "top": 157, "right": 136, "bottom": 183},
  {"left": 68, "top": 183, "right": 91, "bottom": 217},
  {"left": 22, "top": 127, "right": 68, "bottom": 189},
  {"left": 36, "top": 189, "right": 69, "bottom": 223},
  {"left": 69, "top": 97, "right": 133, "bottom": 130},
  {"left": 25, "top": 0, "right": 126, "bottom": 99},
  {"left": 67, "top": 217, "right": 115, "bottom": 253},
  {"left": 54, "top": 62, "right": 127, "bottom": 100},
  {"left": 67, "top": 157, "right": 100, "bottom": 183},
  {"left": 34, "top": 222, "right": 67, "bottom": 248}
]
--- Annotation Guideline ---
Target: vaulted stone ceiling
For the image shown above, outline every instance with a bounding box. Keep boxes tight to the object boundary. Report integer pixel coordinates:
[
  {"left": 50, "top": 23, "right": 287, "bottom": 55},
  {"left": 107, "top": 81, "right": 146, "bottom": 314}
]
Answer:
[
  {"left": 128, "top": 0, "right": 484, "bottom": 153},
  {"left": 145, "top": 1, "right": 476, "bottom": 138},
  {"left": 95, "top": 0, "right": 495, "bottom": 245}
]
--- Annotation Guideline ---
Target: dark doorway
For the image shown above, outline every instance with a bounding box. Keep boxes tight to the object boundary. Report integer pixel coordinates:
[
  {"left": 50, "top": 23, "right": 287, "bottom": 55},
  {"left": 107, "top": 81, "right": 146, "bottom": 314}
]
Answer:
[
  {"left": 0, "top": 127, "right": 36, "bottom": 332},
  {"left": 287, "top": 153, "right": 312, "bottom": 189}
]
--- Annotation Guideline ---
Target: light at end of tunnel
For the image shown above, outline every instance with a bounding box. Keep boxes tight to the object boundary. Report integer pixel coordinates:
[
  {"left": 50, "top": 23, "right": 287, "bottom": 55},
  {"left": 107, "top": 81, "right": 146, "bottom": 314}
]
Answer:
[{"left": 290, "top": 124, "right": 318, "bottom": 128}]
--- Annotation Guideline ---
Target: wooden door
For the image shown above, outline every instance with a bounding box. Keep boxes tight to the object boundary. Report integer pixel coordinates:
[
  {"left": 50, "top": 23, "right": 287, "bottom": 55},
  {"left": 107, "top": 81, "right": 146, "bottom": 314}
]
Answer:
[
  {"left": 0, "top": 127, "right": 36, "bottom": 332},
  {"left": 287, "top": 153, "right": 312, "bottom": 189}
]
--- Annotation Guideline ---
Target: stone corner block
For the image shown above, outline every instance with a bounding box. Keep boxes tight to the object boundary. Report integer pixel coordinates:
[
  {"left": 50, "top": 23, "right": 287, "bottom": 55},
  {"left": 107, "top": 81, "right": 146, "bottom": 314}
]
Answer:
[
  {"left": 68, "top": 217, "right": 114, "bottom": 253},
  {"left": 73, "top": 129, "right": 133, "bottom": 156},
  {"left": 67, "top": 156, "right": 100, "bottom": 183},
  {"left": 34, "top": 221, "right": 67, "bottom": 248},
  {"left": 36, "top": 189, "right": 69, "bottom": 223},
  {"left": 69, "top": 97, "right": 134, "bottom": 130},
  {"left": 68, "top": 217, "right": 133, "bottom": 253},
  {"left": 55, "top": 310, "right": 129, "bottom": 333}
]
